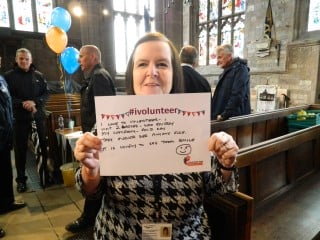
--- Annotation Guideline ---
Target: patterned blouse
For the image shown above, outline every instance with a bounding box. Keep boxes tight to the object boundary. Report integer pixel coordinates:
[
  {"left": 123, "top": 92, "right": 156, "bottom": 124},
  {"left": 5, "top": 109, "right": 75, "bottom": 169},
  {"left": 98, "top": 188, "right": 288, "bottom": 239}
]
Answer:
[{"left": 76, "top": 157, "right": 238, "bottom": 239}]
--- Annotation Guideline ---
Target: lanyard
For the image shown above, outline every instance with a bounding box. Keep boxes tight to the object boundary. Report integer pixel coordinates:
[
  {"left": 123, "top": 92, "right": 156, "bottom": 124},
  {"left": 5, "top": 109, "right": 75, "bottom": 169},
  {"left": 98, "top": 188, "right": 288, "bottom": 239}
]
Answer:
[{"left": 152, "top": 174, "right": 162, "bottom": 221}]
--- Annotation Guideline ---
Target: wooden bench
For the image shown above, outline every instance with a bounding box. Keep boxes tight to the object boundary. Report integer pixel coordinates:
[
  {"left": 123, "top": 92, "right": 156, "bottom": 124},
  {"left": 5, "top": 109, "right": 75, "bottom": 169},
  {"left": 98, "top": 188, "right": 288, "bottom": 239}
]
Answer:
[
  {"left": 236, "top": 124, "right": 320, "bottom": 213},
  {"left": 44, "top": 109, "right": 81, "bottom": 182},
  {"left": 211, "top": 104, "right": 311, "bottom": 148},
  {"left": 205, "top": 192, "right": 254, "bottom": 240},
  {"left": 45, "top": 93, "right": 81, "bottom": 160},
  {"left": 45, "top": 93, "right": 82, "bottom": 180},
  {"left": 46, "top": 93, "right": 81, "bottom": 102},
  {"left": 45, "top": 103, "right": 81, "bottom": 112},
  {"left": 210, "top": 104, "right": 320, "bottom": 216}
]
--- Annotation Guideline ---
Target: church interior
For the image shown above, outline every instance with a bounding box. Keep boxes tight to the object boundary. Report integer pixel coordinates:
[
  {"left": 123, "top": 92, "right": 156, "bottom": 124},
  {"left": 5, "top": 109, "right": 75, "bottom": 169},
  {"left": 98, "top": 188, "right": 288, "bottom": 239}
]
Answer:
[{"left": 0, "top": 0, "right": 320, "bottom": 239}]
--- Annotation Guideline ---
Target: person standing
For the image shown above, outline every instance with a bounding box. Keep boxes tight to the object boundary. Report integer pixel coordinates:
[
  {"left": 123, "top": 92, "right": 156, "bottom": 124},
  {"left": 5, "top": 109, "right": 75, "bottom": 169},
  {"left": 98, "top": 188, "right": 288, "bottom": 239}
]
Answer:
[
  {"left": 0, "top": 57, "right": 26, "bottom": 237},
  {"left": 179, "top": 45, "right": 212, "bottom": 94},
  {"left": 211, "top": 44, "right": 251, "bottom": 121},
  {"left": 72, "top": 32, "right": 238, "bottom": 239},
  {"left": 65, "top": 45, "right": 116, "bottom": 233},
  {"left": 4, "top": 48, "right": 49, "bottom": 192}
]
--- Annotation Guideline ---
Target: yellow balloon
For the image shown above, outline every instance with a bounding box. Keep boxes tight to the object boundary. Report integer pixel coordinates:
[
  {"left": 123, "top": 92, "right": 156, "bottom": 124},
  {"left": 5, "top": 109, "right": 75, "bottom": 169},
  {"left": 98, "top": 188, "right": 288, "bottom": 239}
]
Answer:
[{"left": 45, "top": 26, "right": 68, "bottom": 54}]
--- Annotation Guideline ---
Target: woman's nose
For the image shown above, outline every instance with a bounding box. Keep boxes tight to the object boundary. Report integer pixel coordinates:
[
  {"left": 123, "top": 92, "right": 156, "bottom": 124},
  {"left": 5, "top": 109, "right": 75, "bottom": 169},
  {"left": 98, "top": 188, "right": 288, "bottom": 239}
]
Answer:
[{"left": 146, "top": 64, "right": 158, "bottom": 77}]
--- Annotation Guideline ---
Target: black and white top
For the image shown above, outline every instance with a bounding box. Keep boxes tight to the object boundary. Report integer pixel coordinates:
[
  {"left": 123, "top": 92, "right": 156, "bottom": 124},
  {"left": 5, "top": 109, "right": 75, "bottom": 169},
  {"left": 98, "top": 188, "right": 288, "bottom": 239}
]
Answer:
[{"left": 76, "top": 158, "right": 238, "bottom": 239}]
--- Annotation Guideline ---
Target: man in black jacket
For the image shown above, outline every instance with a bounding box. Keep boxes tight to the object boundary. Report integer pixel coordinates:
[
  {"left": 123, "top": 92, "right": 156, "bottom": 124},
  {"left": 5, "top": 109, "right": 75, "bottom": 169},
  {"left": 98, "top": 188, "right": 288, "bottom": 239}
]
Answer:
[
  {"left": 65, "top": 45, "right": 116, "bottom": 233},
  {"left": 0, "top": 57, "right": 26, "bottom": 237},
  {"left": 211, "top": 44, "right": 251, "bottom": 121},
  {"left": 4, "top": 48, "right": 49, "bottom": 192},
  {"left": 179, "top": 45, "right": 212, "bottom": 94}
]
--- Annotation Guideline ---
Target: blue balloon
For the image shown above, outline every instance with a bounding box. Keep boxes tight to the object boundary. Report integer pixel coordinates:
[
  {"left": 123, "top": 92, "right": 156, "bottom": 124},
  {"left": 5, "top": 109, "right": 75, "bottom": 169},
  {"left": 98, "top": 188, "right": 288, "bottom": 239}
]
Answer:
[
  {"left": 61, "top": 47, "right": 80, "bottom": 74},
  {"left": 51, "top": 7, "right": 72, "bottom": 32}
]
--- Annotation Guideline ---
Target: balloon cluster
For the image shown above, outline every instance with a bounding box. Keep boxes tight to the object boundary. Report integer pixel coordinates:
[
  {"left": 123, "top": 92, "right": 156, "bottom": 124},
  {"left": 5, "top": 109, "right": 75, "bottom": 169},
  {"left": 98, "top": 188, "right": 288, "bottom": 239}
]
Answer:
[{"left": 45, "top": 7, "right": 80, "bottom": 75}]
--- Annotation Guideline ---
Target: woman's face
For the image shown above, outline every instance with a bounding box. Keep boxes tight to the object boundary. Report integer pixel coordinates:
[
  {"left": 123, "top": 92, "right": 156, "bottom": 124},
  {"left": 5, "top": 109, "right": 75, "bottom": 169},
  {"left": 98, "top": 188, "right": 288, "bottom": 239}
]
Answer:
[{"left": 132, "top": 41, "right": 173, "bottom": 95}]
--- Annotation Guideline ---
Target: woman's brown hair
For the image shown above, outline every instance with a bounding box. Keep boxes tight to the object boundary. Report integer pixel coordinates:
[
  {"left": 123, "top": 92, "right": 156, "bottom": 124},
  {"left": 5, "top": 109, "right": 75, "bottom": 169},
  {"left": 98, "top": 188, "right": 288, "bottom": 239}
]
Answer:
[{"left": 125, "top": 32, "right": 184, "bottom": 95}]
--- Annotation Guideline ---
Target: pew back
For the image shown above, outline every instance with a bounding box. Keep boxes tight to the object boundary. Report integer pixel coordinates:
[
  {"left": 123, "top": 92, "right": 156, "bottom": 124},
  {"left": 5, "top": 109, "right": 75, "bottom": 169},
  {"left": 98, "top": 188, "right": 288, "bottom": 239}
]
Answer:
[
  {"left": 205, "top": 192, "right": 254, "bottom": 240},
  {"left": 211, "top": 105, "right": 310, "bottom": 148},
  {"left": 211, "top": 104, "right": 320, "bottom": 215},
  {"left": 44, "top": 93, "right": 82, "bottom": 175}
]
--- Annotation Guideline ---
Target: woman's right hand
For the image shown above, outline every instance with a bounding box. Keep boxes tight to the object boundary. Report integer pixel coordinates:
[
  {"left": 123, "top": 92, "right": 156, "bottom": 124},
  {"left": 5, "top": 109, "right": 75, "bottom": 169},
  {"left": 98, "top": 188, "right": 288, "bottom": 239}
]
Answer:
[{"left": 75, "top": 132, "right": 102, "bottom": 173}]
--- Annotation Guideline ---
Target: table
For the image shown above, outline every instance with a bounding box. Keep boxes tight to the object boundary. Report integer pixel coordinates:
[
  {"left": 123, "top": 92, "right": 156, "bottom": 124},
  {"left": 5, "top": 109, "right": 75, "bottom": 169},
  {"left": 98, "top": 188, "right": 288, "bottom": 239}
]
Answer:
[{"left": 55, "top": 126, "right": 82, "bottom": 164}]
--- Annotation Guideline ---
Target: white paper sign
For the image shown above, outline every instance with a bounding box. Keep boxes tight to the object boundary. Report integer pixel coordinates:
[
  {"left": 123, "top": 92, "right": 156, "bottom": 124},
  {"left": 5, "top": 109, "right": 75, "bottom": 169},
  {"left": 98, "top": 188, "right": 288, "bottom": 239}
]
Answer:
[{"left": 95, "top": 93, "right": 211, "bottom": 176}]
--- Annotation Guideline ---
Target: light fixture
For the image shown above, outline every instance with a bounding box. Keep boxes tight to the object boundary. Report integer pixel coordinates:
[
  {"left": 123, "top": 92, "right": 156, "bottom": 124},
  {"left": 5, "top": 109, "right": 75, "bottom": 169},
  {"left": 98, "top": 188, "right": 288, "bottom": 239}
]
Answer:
[
  {"left": 72, "top": 5, "right": 83, "bottom": 17},
  {"left": 102, "top": 9, "right": 109, "bottom": 16},
  {"left": 68, "top": 1, "right": 83, "bottom": 17},
  {"left": 184, "top": 0, "right": 192, "bottom": 6},
  {"left": 164, "top": 0, "right": 175, "bottom": 14}
]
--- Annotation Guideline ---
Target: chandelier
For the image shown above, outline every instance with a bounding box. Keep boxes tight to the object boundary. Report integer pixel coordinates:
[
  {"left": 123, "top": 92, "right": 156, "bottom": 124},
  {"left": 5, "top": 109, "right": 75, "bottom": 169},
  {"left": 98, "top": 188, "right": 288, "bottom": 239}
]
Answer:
[{"left": 164, "top": 0, "right": 192, "bottom": 14}]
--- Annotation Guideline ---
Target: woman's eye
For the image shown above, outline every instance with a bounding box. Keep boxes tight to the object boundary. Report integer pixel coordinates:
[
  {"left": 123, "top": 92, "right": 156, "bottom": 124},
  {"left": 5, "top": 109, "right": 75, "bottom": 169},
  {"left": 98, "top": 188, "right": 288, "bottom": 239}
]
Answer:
[
  {"left": 137, "top": 62, "right": 147, "bottom": 67},
  {"left": 158, "top": 62, "right": 169, "bottom": 68}
]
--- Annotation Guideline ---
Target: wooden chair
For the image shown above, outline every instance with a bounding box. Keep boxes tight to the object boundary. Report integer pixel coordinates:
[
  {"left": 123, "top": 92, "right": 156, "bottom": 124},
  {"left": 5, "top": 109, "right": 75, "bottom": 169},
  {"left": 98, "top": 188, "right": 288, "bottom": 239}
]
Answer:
[{"left": 204, "top": 191, "right": 254, "bottom": 240}]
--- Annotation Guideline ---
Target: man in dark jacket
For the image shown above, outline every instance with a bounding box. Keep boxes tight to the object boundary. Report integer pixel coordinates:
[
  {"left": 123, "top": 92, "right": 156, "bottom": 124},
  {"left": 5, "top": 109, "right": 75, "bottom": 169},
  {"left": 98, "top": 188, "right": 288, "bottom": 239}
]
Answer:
[
  {"left": 65, "top": 45, "right": 116, "bottom": 233},
  {"left": 179, "top": 45, "right": 212, "bottom": 94},
  {"left": 211, "top": 44, "right": 251, "bottom": 120},
  {"left": 4, "top": 48, "right": 49, "bottom": 192},
  {"left": 0, "top": 58, "right": 26, "bottom": 238}
]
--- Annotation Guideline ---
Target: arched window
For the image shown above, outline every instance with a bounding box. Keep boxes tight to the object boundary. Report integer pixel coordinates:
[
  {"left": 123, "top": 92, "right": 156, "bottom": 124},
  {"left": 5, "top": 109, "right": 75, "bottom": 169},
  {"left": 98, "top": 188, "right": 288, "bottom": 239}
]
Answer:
[
  {"left": 198, "top": 0, "right": 246, "bottom": 66},
  {"left": 113, "top": 0, "right": 155, "bottom": 73}
]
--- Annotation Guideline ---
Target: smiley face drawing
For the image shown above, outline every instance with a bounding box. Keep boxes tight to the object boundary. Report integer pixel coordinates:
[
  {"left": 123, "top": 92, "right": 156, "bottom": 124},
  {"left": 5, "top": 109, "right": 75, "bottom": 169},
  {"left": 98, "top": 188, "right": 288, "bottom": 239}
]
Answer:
[
  {"left": 176, "top": 144, "right": 192, "bottom": 156},
  {"left": 176, "top": 144, "right": 203, "bottom": 166}
]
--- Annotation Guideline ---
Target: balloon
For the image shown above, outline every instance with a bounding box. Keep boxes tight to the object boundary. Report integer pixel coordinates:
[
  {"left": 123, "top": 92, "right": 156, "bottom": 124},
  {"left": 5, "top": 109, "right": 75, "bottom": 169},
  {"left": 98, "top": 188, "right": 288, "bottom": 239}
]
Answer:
[
  {"left": 51, "top": 7, "right": 72, "bottom": 32},
  {"left": 60, "top": 47, "right": 80, "bottom": 74},
  {"left": 45, "top": 26, "right": 68, "bottom": 54}
]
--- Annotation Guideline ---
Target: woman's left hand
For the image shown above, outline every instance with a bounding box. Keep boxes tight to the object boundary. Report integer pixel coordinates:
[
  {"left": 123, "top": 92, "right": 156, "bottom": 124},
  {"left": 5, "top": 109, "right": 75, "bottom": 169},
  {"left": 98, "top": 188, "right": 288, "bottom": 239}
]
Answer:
[{"left": 208, "top": 131, "right": 239, "bottom": 168}]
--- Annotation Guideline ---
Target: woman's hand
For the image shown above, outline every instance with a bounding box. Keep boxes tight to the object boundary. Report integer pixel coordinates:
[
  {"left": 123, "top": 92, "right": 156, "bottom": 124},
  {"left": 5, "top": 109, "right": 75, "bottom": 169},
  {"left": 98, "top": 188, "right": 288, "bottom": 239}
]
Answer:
[
  {"left": 208, "top": 131, "right": 239, "bottom": 169},
  {"left": 74, "top": 132, "right": 102, "bottom": 192},
  {"left": 75, "top": 132, "right": 102, "bottom": 180}
]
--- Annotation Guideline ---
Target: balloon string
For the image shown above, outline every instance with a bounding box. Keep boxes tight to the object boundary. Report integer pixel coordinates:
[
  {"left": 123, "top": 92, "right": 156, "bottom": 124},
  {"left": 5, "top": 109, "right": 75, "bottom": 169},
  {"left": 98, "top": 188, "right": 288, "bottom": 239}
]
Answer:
[{"left": 57, "top": 54, "right": 65, "bottom": 92}]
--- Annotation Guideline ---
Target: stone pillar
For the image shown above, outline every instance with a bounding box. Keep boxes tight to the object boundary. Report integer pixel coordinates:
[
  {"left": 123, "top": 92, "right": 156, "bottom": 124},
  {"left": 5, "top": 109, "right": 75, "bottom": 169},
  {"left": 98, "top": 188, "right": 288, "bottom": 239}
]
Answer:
[
  {"left": 155, "top": 1, "right": 183, "bottom": 51},
  {"left": 78, "top": 0, "right": 116, "bottom": 78}
]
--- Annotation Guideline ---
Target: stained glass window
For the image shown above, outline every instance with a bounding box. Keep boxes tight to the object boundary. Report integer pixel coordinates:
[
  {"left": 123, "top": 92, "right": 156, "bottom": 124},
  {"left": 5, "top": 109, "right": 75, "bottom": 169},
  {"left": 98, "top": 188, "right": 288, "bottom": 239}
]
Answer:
[
  {"left": 36, "top": 0, "right": 52, "bottom": 33},
  {"left": 13, "top": 0, "right": 34, "bottom": 31},
  {"left": 198, "top": 0, "right": 246, "bottom": 65},
  {"left": 113, "top": 0, "right": 155, "bottom": 73},
  {"left": 0, "top": 0, "right": 10, "bottom": 27},
  {"left": 308, "top": 0, "right": 320, "bottom": 31},
  {"left": 1, "top": 0, "right": 52, "bottom": 32}
]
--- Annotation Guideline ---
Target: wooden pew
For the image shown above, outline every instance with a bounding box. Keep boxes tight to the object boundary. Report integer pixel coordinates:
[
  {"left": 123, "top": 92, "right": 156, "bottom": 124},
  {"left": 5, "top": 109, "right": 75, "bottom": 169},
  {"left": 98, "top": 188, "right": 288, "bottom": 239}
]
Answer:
[
  {"left": 211, "top": 104, "right": 310, "bottom": 148},
  {"left": 45, "top": 103, "right": 81, "bottom": 112},
  {"left": 210, "top": 104, "right": 320, "bottom": 216},
  {"left": 45, "top": 93, "right": 81, "bottom": 160},
  {"left": 45, "top": 108, "right": 81, "bottom": 179},
  {"left": 205, "top": 192, "right": 254, "bottom": 240},
  {"left": 46, "top": 93, "right": 81, "bottom": 102},
  {"left": 206, "top": 104, "right": 320, "bottom": 238},
  {"left": 236, "top": 125, "right": 320, "bottom": 213}
]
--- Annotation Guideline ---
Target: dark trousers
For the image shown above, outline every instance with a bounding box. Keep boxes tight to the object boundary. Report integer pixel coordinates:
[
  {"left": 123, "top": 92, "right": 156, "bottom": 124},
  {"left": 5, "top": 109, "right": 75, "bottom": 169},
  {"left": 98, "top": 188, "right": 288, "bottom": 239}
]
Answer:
[
  {"left": 81, "top": 197, "right": 103, "bottom": 223},
  {"left": 13, "top": 118, "right": 48, "bottom": 183},
  {"left": 0, "top": 147, "right": 14, "bottom": 209}
]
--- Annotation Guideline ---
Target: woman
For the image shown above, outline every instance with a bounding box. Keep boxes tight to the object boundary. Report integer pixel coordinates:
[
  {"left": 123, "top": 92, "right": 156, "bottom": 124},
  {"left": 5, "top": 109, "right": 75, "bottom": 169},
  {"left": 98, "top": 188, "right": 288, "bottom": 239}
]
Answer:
[{"left": 74, "top": 32, "right": 239, "bottom": 239}]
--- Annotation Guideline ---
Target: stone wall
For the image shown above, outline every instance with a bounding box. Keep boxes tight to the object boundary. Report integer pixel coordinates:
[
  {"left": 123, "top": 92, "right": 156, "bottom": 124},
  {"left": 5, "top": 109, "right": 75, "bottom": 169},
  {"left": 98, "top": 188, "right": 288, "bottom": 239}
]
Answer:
[{"left": 186, "top": 0, "right": 320, "bottom": 109}]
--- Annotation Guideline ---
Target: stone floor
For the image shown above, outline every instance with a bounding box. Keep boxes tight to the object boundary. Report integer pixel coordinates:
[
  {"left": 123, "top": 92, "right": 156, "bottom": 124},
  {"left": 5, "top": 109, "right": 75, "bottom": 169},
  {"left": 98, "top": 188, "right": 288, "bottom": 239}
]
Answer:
[
  {"left": 0, "top": 151, "right": 93, "bottom": 240},
  {"left": 251, "top": 171, "right": 320, "bottom": 240}
]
